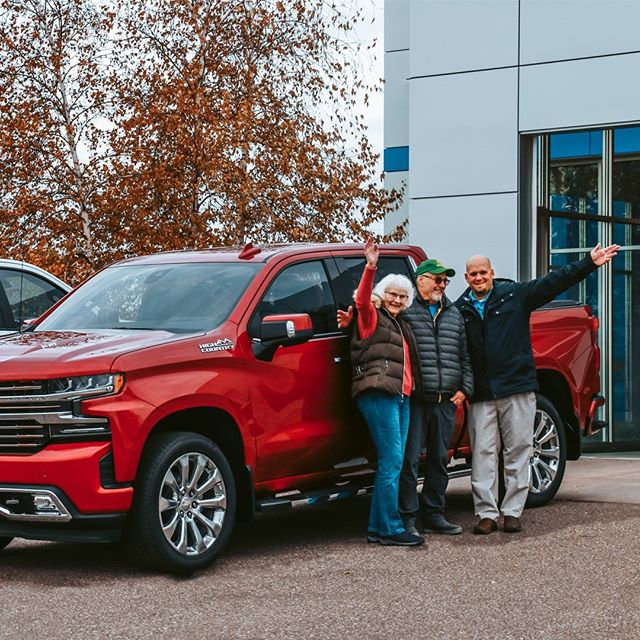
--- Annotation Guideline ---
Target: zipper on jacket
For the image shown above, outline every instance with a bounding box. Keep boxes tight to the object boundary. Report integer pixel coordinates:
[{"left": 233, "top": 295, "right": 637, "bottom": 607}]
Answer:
[
  {"left": 377, "top": 359, "right": 390, "bottom": 384},
  {"left": 385, "top": 309, "right": 406, "bottom": 397}
]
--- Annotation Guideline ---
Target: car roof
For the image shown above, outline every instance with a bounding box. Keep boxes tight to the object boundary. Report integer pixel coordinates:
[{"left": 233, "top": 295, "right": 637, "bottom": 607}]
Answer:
[
  {"left": 0, "top": 259, "right": 71, "bottom": 291},
  {"left": 112, "top": 243, "right": 424, "bottom": 266}
]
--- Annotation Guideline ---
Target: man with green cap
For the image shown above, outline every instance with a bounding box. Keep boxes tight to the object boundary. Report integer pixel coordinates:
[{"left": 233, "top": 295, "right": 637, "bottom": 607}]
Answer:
[{"left": 397, "top": 258, "right": 473, "bottom": 535}]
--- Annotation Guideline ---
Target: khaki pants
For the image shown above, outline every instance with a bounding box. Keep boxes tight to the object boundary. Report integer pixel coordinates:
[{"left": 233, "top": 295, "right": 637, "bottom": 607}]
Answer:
[{"left": 468, "top": 392, "right": 536, "bottom": 520}]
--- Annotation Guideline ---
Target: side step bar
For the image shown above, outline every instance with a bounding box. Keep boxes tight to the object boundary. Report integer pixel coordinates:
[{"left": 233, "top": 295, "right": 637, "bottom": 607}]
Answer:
[{"left": 256, "top": 462, "right": 472, "bottom": 512}]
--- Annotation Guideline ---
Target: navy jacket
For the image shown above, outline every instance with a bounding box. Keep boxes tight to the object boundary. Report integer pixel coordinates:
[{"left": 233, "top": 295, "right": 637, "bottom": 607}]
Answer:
[{"left": 455, "top": 255, "right": 597, "bottom": 402}]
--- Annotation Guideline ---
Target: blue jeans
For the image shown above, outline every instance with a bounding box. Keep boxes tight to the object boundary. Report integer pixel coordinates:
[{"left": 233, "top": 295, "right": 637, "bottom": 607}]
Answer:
[{"left": 356, "top": 390, "right": 410, "bottom": 537}]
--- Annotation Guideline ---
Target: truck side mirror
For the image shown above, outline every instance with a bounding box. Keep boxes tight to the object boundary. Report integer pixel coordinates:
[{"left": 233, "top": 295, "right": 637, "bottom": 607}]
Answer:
[{"left": 252, "top": 313, "right": 313, "bottom": 361}]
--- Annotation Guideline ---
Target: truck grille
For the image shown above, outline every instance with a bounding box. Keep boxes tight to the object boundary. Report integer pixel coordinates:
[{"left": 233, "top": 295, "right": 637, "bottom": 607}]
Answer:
[
  {"left": 0, "top": 380, "right": 47, "bottom": 396},
  {"left": 0, "top": 380, "right": 110, "bottom": 454},
  {"left": 0, "top": 420, "right": 48, "bottom": 451}
]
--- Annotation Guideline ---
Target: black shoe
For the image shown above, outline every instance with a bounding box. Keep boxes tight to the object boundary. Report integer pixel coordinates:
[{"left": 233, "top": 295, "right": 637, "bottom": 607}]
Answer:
[
  {"left": 422, "top": 514, "right": 463, "bottom": 535},
  {"left": 404, "top": 524, "right": 420, "bottom": 536},
  {"left": 366, "top": 532, "right": 380, "bottom": 543},
  {"left": 379, "top": 531, "right": 425, "bottom": 546}
]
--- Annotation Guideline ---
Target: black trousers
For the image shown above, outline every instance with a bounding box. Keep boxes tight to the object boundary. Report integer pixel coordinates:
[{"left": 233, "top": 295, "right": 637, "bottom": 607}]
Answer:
[{"left": 398, "top": 399, "right": 456, "bottom": 525}]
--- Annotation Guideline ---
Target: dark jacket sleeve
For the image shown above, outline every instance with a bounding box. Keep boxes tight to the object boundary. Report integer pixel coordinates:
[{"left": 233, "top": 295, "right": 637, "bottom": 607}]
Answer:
[
  {"left": 517, "top": 254, "right": 598, "bottom": 312},
  {"left": 459, "top": 326, "right": 474, "bottom": 399}
]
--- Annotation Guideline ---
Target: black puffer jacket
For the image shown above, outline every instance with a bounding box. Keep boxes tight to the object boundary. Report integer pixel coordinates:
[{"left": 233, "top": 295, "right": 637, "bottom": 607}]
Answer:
[
  {"left": 401, "top": 295, "right": 473, "bottom": 401},
  {"left": 456, "top": 255, "right": 598, "bottom": 401}
]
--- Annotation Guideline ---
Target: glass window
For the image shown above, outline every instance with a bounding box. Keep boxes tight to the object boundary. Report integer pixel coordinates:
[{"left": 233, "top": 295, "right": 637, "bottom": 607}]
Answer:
[
  {"left": 0, "top": 269, "right": 67, "bottom": 326},
  {"left": 251, "top": 261, "right": 337, "bottom": 337},
  {"left": 541, "top": 126, "right": 640, "bottom": 448},
  {"left": 611, "top": 244, "right": 640, "bottom": 442},
  {"left": 37, "top": 263, "right": 260, "bottom": 334},
  {"left": 611, "top": 135, "right": 640, "bottom": 441},
  {"left": 613, "top": 157, "right": 640, "bottom": 221},
  {"left": 332, "top": 256, "right": 414, "bottom": 309},
  {"left": 550, "top": 130, "right": 602, "bottom": 160},
  {"left": 613, "top": 126, "right": 640, "bottom": 156},
  {"left": 549, "top": 163, "right": 599, "bottom": 215}
]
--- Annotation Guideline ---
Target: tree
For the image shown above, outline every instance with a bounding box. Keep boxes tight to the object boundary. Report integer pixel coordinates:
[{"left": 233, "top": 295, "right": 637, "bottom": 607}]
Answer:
[
  {"left": 0, "top": 0, "right": 404, "bottom": 283},
  {"left": 108, "top": 0, "right": 403, "bottom": 253},
  {"left": 0, "top": 0, "right": 115, "bottom": 281}
]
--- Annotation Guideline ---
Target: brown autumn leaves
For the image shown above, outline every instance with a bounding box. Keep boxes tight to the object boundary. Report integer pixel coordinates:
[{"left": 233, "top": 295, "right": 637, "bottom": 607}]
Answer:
[{"left": 0, "top": 0, "right": 404, "bottom": 284}]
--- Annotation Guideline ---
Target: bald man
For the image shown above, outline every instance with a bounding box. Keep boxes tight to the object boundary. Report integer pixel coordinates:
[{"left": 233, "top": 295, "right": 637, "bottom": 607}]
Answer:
[{"left": 456, "top": 244, "right": 619, "bottom": 534}]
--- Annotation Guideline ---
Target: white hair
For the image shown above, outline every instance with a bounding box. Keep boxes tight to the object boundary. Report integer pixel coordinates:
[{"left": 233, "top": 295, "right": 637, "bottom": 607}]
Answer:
[{"left": 373, "top": 273, "right": 415, "bottom": 309}]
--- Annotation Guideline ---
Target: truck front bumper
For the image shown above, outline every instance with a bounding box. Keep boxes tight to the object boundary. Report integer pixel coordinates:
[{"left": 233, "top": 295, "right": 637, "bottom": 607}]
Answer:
[{"left": 0, "top": 442, "right": 133, "bottom": 543}]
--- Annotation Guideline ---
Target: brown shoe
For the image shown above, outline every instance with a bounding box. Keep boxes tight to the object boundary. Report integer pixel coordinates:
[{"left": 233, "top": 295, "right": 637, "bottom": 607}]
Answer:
[
  {"left": 503, "top": 516, "right": 522, "bottom": 533},
  {"left": 473, "top": 518, "right": 498, "bottom": 535}
]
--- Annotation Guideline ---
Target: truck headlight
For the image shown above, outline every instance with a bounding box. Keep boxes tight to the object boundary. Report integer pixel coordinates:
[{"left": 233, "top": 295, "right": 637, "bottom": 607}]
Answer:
[{"left": 50, "top": 373, "right": 125, "bottom": 397}]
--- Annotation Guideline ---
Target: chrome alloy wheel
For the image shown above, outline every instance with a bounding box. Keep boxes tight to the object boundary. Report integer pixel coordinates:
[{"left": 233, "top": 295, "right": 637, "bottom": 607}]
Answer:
[
  {"left": 529, "top": 409, "right": 561, "bottom": 494},
  {"left": 158, "top": 452, "right": 227, "bottom": 556}
]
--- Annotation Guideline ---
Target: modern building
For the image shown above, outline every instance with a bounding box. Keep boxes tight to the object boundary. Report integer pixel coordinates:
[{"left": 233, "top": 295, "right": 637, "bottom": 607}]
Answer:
[{"left": 383, "top": 0, "right": 640, "bottom": 450}]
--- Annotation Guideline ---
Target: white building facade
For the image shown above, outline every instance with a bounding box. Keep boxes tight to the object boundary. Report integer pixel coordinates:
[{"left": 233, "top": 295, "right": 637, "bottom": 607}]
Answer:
[{"left": 384, "top": 0, "right": 640, "bottom": 449}]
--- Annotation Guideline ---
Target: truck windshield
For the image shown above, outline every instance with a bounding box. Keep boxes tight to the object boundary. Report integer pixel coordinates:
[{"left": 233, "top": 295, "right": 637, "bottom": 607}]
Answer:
[{"left": 36, "top": 262, "right": 261, "bottom": 334}]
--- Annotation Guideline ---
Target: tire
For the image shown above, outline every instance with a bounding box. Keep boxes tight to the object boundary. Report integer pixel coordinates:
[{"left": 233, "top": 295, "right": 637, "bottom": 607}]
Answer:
[
  {"left": 126, "top": 432, "right": 237, "bottom": 574},
  {"left": 526, "top": 394, "right": 567, "bottom": 508},
  {"left": 0, "top": 537, "right": 12, "bottom": 551}
]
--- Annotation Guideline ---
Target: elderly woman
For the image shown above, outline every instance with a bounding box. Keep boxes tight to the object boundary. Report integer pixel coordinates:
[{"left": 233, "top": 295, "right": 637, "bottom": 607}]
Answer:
[{"left": 351, "top": 238, "right": 424, "bottom": 546}]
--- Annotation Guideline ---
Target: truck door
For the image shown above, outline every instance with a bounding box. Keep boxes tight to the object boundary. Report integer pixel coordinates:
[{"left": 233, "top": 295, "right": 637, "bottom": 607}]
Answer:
[{"left": 245, "top": 259, "right": 362, "bottom": 483}]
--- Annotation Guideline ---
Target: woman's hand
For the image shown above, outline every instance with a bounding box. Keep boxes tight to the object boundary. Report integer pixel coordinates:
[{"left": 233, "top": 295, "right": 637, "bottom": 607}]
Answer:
[
  {"left": 337, "top": 306, "right": 354, "bottom": 329},
  {"left": 364, "top": 236, "right": 379, "bottom": 268}
]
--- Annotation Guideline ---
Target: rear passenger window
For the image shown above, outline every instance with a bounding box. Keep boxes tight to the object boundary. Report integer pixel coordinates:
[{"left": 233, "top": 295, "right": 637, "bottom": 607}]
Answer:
[
  {"left": 0, "top": 269, "right": 66, "bottom": 328},
  {"left": 332, "top": 257, "right": 414, "bottom": 308},
  {"left": 250, "top": 261, "right": 337, "bottom": 337}
]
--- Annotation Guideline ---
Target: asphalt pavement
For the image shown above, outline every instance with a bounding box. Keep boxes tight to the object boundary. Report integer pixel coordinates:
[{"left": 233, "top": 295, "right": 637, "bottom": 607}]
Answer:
[{"left": 1, "top": 456, "right": 639, "bottom": 640}]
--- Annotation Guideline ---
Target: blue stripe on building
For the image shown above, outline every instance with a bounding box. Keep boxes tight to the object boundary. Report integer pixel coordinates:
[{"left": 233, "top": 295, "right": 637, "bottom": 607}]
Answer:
[{"left": 384, "top": 146, "right": 409, "bottom": 172}]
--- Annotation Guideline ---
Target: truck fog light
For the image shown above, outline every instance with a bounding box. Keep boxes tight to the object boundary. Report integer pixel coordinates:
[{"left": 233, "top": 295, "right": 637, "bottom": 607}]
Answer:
[{"left": 33, "top": 495, "right": 62, "bottom": 514}]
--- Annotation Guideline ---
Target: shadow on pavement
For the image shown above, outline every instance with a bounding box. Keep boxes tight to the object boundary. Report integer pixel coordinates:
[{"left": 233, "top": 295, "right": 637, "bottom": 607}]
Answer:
[{"left": 3, "top": 490, "right": 640, "bottom": 582}]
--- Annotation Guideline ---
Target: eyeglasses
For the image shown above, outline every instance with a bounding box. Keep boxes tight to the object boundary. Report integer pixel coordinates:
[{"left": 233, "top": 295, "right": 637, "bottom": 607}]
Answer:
[
  {"left": 384, "top": 290, "right": 408, "bottom": 301},
  {"left": 422, "top": 274, "right": 450, "bottom": 287}
]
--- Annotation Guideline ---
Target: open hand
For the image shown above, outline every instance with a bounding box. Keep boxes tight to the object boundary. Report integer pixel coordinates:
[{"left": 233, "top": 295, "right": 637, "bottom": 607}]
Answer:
[
  {"left": 337, "top": 305, "right": 354, "bottom": 329},
  {"left": 591, "top": 243, "right": 620, "bottom": 266},
  {"left": 364, "top": 236, "right": 379, "bottom": 268}
]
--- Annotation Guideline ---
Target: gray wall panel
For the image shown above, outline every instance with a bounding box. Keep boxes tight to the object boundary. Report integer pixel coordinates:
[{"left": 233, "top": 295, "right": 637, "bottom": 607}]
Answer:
[
  {"left": 409, "top": 0, "right": 518, "bottom": 77},
  {"left": 521, "top": 0, "right": 640, "bottom": 65},
  {"left": 384, "top": 51, "right": 410, "bottom": 148},
  {"left": 410, "top": 68, "right": 518, "bottom": 198},
  {"left": 383, "top": 172, "right": 409, "bottom": 237},
  {"left": 520, "top": 53, "right": 640, "bottom": 132},
  {"left": 385, "top": 0, "right": 410, "bottom": 52},
  {"left": 408, "top": 193, "right": 519, "bottom": 299}
]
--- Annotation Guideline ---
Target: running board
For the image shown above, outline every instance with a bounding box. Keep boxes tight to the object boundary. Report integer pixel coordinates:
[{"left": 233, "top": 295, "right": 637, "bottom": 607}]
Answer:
[
  {"left": 257, "top": 485, "right": 373, "bottom": 512},
  {"left": 256, "top": 463, "right": 472, "bottom": 512}
]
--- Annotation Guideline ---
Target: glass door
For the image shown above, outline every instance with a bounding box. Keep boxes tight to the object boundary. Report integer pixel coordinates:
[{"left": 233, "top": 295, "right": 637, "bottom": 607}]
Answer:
[{"left": 538, "top": 126, "right": 640, "bottom": 448}]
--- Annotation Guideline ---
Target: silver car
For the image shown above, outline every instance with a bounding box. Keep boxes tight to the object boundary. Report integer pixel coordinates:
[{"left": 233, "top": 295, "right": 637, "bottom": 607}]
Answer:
[{"left": 0, "top": 259, "right": 71, "bottom": 334}]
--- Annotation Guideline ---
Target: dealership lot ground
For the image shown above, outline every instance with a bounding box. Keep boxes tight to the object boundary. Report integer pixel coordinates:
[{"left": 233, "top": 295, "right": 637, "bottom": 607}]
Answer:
[{"left": 2, "top": 457, "right": 639, "bottom": 640}]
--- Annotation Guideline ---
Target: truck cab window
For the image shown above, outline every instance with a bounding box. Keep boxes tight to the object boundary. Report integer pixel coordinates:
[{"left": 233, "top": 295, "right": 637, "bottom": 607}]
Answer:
[{"left": 251, "top": 261, "right": 337, "bottom": 337}]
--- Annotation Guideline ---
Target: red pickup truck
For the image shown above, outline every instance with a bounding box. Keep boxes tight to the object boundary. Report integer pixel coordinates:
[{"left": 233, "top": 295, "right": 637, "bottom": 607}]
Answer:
[{"left": 0, "top": 244, "right": 605, "bottom": 573}]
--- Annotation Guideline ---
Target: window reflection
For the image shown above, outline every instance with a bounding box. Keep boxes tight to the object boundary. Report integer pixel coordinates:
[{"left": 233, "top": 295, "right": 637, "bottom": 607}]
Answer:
[
  {"left": 549, "top": 164, "right": 599, "bottom": 215},
  {"left": 613, "top": 158, "right": 640, "bottom": 222}
]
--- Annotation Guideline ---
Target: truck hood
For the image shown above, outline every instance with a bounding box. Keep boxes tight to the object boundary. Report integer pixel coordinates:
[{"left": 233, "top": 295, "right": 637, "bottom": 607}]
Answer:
[{"left": 0, "top": 330, "right": 188, "bottom": 377}]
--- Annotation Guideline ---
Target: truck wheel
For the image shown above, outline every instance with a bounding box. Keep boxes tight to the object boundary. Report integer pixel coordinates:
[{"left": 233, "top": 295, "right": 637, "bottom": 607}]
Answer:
[
  {"left": 127, "top": 432, "right": 236, "bottom": 574},
  {"left": 0, "top": 537, "right": 12, "bottom": 550},
  {"left": 526, "top": 394, "right": 567, "bottom": 508}
]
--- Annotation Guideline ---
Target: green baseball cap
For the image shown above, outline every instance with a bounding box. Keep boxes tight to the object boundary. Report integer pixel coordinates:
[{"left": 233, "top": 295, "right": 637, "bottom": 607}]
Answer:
[{"left": 415, "top": 258, "right": 456, "bottom": 278}]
